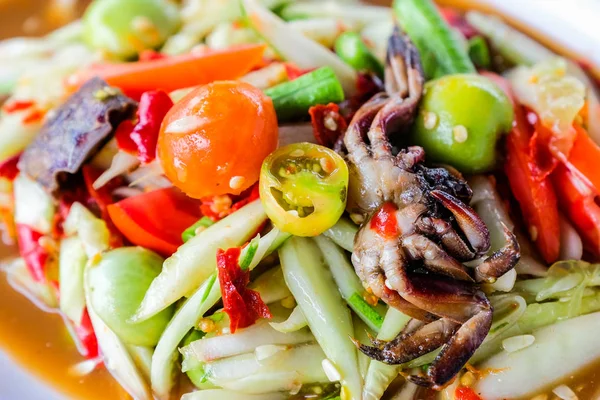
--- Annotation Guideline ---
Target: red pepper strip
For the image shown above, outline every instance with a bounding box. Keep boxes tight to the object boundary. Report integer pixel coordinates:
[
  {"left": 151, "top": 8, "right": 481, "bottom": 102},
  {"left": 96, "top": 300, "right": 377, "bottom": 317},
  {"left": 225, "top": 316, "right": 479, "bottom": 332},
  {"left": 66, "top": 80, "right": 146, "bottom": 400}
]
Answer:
[
  {"left": 230, "top": 184, "right": 260, "bottom": 214},
  {"left": 505, "top": 103, "right": 560, "bottom": 263},
  {"left": 66, "top": 44, "right": 266, "bottom": 98},
  {"left": 75, "top": 308, "right": 99, "bottom": 359},
  {"left": 309, "top": 103, "right": 348, "bottom": 149},
  {"left": 115, "top": 90, "right": 173, "bottom": 163},
  {"left": 566, "top": 124, "right": 600, "bottom": 192},
  {"left": 16, "top": 224, "right": 50, "bottom": 282},
  {"left": 455, "top": 386, "right": 482, "bottom": 400},
  {"left": 553, "top": 163, "right": 600, "bottom": 258},
  {"left": 0, "top": 153, "right": 21, "bottom": 181},
  {"left": 217, "top": 247, "right": 271, "bottom": 333}
]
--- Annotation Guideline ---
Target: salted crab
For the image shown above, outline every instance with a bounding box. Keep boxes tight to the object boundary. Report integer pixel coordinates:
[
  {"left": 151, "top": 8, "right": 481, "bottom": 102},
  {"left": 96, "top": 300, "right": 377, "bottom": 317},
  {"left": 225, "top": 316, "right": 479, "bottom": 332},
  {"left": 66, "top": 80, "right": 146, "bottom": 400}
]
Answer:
[{"left": 342, "top": 28, "right": 521, "bottom": 389}]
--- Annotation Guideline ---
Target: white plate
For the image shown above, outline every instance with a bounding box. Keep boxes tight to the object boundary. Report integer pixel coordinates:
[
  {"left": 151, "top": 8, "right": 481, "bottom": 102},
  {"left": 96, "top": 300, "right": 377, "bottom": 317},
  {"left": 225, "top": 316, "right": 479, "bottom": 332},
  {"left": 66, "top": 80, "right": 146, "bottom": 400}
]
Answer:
[{"left": 1, "top": 1, "right": 599, "bottom": 399}]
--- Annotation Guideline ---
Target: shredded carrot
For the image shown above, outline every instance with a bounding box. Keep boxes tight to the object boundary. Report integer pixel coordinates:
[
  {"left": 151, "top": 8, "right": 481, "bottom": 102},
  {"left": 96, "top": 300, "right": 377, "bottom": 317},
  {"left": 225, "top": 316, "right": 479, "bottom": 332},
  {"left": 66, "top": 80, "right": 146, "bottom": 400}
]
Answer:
[{"left": 2, "top": 100, "right": 35, "bottom": 113}]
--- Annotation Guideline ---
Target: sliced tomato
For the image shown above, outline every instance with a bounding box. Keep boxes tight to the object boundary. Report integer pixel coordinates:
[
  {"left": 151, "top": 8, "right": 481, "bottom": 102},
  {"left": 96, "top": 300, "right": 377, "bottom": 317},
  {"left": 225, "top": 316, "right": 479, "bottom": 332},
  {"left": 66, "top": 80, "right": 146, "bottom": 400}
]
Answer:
[
  {"left": 505, "top": 103, "right": 560, "bottom": 264},
  {"left": 553, "top": 163, "right": 600, "bottom": 258},
  {"left": 107, "top": 187, "right": 201, "bottom": 256},
  {"left": 566, "top": 124, "right": 600, "bottom": 192}
]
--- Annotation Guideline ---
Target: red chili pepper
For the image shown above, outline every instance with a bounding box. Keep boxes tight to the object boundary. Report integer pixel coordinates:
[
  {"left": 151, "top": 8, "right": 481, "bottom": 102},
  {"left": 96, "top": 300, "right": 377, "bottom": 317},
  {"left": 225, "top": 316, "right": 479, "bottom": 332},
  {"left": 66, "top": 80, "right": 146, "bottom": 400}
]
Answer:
[
  {"left": 455, "top": 386, "right": 482, "bottom": 400},
  {"left": 115, "top": 90, "right": 173, "bottom": 163},
  {"left": 2, "top": 100, "right": 34, "bottom": 113},
  {"left": 0, "top": 153, "right": 21, "bottom": 181},
  {"left": 16, "top": 224, "right": 50, "bottom": 282},
  {"left": 217, "top": 247, "right": 271, "bottom": 333},
  {"left": 370, "top": 202, "right": 399, "bottom": 239},
  {"left": 309, "top": 103, "right": 348, "bottom": 149},
  {"left": 553, "top": 163, "right": 600, "bottom": 258},
  {"left": 75, "top": 308, "right": 99, "bottom": 359}
]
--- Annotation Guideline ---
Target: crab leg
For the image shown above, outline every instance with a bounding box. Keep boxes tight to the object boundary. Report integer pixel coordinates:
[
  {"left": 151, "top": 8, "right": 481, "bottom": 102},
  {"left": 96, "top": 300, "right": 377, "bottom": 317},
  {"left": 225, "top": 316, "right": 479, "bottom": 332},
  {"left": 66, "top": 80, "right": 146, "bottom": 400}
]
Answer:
[
  {"left": 402, "top": 234, "right": 473, "bottom": 281},
  {"left": 354, "top": 317, "right": 459, "bottom": 364},
  {"left": 430, "top": 190, "right": 491, "bottom": 255},
  {"left": 417, "top": 215, "right": 476, "bottom": 260},
  {"left": 474, "top": 223, "right": 521, "bottom": 283}
]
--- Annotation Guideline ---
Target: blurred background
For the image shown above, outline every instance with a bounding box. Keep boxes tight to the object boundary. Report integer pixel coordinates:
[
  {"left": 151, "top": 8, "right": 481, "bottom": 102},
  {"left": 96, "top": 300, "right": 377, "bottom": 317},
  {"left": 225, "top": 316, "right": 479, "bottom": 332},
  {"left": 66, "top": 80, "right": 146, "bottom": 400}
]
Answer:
[{"left": 0, "top": 0, "right": 89, "bottom": 39}]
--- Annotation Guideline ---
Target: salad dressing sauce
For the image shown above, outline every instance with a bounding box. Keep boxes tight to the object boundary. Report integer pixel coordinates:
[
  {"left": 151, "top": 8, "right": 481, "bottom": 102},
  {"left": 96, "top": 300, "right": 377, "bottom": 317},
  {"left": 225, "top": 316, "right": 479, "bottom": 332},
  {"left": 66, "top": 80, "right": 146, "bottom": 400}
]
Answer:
[{"left": 0, "top": 1, "right": 599, "bottom": 399}]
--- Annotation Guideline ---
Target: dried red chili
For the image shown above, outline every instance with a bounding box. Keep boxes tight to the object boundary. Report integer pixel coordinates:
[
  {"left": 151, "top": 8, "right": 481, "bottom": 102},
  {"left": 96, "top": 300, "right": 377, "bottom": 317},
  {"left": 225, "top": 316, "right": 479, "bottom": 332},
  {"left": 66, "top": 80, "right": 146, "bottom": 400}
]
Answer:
[
  {"left": 115, "top": 90, "right": 173, "bottom": 163},
  {"left": 217, "top": 247, "right": 271, "bottom": 333},
  {"left": 309, "top": 103, "right": 348, "bottom": 149}
]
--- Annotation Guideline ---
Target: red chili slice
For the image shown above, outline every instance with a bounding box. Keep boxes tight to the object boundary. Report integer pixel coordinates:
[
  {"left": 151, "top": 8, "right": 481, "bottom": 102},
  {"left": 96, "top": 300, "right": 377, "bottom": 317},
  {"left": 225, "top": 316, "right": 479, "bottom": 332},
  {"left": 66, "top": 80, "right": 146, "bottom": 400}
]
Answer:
[{"left": 115, "top": 90, "right": 173, "bottom": 163}]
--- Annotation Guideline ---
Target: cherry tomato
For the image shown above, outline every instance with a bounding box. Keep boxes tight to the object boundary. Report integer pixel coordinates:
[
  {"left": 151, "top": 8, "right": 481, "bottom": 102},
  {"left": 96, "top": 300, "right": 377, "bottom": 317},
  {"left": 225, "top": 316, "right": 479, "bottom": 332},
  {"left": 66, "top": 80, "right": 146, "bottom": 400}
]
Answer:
[
  {"left": 259, "top": 142, "right": 349, "bottom": 237},
  {"left": 158, "top": 81, "right": 278, "bottom": 199}
]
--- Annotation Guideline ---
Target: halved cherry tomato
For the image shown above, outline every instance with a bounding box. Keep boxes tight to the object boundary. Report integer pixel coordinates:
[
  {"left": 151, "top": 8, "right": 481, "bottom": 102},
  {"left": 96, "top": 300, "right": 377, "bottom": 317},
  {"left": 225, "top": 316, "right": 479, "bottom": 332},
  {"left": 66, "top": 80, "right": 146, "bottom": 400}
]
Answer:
[
  {"left": 553, "top": 163, "right": 600, "bottom": 257},
  {"left": 107, "top": 187, "right": 201, "bottom": 256},
  {"left": 259, "top": 143, "right": 348, "bottom": 237},
  {"left": 158, "top": 81, "right": 278, "bottom": 199}
]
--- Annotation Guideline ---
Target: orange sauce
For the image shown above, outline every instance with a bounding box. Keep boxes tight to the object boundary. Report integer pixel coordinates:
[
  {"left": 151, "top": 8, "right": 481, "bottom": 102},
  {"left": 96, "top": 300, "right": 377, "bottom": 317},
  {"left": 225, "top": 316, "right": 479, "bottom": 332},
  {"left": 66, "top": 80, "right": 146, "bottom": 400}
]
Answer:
[
  {"left": 0, "top": 1, "right": 598, "bottom": 399},
  {"left": 0, "top": 249, "right": 128, "bottom": 399}
]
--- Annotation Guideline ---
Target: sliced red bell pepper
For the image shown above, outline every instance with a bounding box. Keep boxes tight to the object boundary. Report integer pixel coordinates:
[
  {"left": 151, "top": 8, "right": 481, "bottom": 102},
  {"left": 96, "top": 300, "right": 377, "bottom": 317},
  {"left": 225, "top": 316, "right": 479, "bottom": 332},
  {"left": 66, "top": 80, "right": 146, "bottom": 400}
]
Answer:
[
  {"left": 16, "top": 224, "right": 50, "bottom": 282},
  {"left": 66, "top": 44, "right": 266, "bottom": 98},
  {"left": 217, "top": 246, "right": 271, "bottom": 333},
  {"left": 553, "top": 163, "right": 600, "bottom": 258},
  {"left": 505, "top": 103, "right": 560, "bottom": 264},
  {"left": 309, "top": 103, "right": 348, "bottom": 149},
  {"left": 566, "top": 124, "right": 600, "bottom": 192},
  {"left": 115, "top": 90, "right": 173, "bottom": 163},
  {"left": 107, "top": 187, "right": 201, "bottom": 256}
]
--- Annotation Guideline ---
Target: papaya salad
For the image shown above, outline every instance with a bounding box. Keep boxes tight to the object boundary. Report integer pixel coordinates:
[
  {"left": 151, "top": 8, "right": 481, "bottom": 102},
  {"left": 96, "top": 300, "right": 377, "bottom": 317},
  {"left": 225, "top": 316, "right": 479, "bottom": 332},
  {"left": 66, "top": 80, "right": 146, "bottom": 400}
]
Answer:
[{"left": 1, "top": 0, "right": 600, "bottom": 399}]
